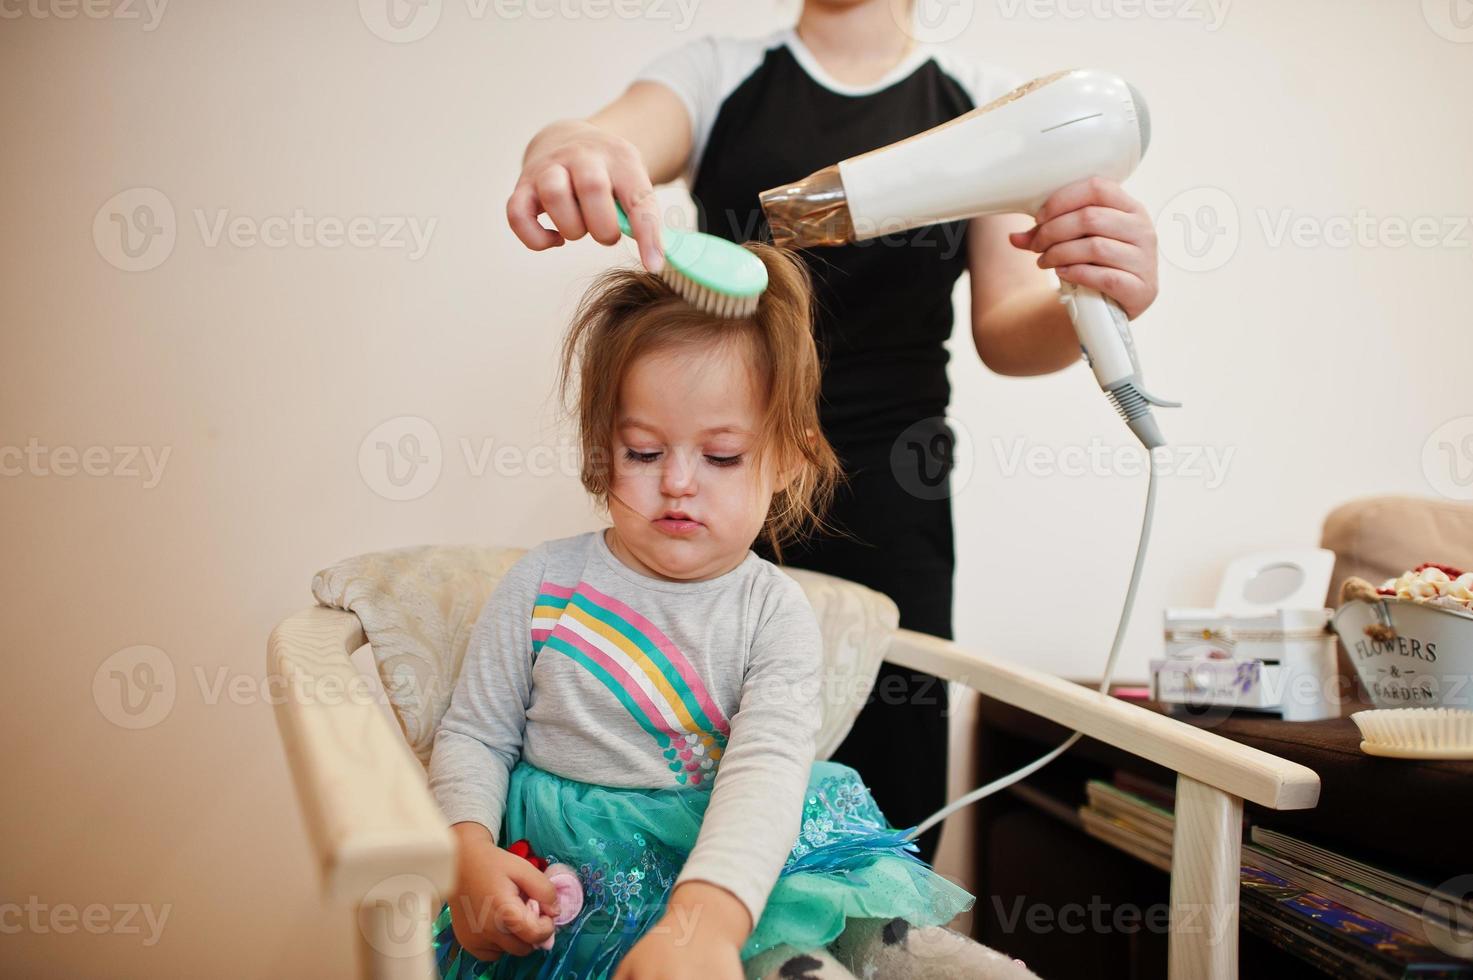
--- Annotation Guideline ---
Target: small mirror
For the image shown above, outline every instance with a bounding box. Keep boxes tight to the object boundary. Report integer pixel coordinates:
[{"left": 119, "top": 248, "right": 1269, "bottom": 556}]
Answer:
[{"left": 1242, "top": 562, "right": 1306, "bottom": 605}]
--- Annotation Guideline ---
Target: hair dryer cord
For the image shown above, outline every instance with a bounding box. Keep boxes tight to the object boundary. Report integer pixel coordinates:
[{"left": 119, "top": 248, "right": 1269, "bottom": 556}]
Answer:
[{"left": 906, "top": 451, "right": 1161, "bottom": 841}]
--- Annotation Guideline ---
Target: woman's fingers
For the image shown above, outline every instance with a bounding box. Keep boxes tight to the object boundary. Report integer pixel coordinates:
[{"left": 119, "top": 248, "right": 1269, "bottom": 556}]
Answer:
[
  {"left": 1034, "top": 175, "right": 1144, "bottom": 228},
  {"left": 570, "top": 157, "right": 622, "bottom": 246},
  {"left": 534, "top": 165, "right": 588, "bottom": 243},
  {"left": 1006, "top": 176, "right": 1160, "bottom": 318},
  {"left": 1026, "top": 205, "right": 1140, "bottom": 255},
  {"left": 610, "top": 159, "right": 664, "bottom": 272},
  {"left": 1040, "top": 237, "right": 1153, "bottom": 316},
  {"left": 505, "top": 179, "right": 563, "bottom": 251},
  {"left": 1037, "top": 236, "right": 1140, "bottom": 273},
  {"left": 1054, "top": 263, "right": 1152, "bottom": 319},
  {"left": 508, "top": 127, "right": 663, "bottom": 267}
]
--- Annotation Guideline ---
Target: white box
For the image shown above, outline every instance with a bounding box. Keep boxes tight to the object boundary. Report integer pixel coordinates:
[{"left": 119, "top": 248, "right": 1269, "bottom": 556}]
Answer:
[{"left": 1151, "top": 550, "right": 1340, "bottom": 722}]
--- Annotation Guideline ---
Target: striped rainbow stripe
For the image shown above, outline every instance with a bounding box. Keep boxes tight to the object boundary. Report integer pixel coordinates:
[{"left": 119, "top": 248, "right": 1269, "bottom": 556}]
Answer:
[{"left": 531, "top": 579, "right": 729, "bottom": 786}]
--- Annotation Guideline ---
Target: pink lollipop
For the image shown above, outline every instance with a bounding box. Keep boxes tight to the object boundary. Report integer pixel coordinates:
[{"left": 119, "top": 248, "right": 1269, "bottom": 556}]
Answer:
[{"left": 526, "top": 863, "right": 584, "bottom": 951}]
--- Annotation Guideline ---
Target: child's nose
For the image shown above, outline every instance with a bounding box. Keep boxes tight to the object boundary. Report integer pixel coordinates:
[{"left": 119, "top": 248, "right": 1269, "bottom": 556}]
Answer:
[{"left": 659, "top": 452, "right": 697, "bottom": 496}]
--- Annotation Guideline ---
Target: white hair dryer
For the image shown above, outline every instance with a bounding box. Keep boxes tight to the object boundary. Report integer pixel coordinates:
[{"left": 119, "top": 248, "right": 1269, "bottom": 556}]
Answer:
[{"left": 760, "top": 69, "right": 1178, "bottom": 448}]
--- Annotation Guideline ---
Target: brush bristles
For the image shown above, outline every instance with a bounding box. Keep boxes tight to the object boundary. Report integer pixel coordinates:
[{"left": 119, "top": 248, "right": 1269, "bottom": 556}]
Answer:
[
  {"left": 660, "top": 266, "right": 761, "bottom": 319},
  {"left": 1352, "top": 708, "right": 1473, "bottom": 758}
]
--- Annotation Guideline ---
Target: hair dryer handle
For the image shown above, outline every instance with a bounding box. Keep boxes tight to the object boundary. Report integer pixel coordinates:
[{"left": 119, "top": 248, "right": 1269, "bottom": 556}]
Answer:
[
  {"left": 1060, "top": 283, "right": 1178, "bottom": 403},
  {"left": 1060, "top": 284, "right": 1136, "bottom": 388},
  {"left": 1059, "top": 283, "right": 1179, "bottom": 449}
]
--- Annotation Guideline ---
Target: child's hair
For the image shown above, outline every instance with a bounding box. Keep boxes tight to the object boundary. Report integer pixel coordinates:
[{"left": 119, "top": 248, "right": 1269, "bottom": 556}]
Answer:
[{"left": 558, "top": 242, "right": 843, "bottom": 561}]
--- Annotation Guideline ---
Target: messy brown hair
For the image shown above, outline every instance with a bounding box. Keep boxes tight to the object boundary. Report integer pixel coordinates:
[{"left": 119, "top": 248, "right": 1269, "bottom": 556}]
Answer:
[{"left": 557, "top": 242, "right": 843, "bottom": 561}]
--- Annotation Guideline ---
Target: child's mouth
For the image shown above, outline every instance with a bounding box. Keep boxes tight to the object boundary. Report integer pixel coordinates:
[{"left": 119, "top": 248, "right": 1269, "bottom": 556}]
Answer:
[{"left": 653, "top": 513, "right": 703, "bottom": 536}]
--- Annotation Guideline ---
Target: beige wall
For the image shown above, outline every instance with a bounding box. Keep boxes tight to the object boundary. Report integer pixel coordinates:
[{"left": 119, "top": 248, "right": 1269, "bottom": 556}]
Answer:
[{"left": 3, "top": 1, "right": 1470, "bottom": 975}]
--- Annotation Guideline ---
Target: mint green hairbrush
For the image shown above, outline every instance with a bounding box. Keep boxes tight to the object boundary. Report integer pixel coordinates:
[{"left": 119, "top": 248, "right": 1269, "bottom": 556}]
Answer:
[{"left": 615, "top": 203, "right": 769, "bottom": 318}]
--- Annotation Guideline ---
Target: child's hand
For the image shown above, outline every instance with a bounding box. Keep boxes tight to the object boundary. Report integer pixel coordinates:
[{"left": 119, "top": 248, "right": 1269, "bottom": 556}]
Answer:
[
  {"left": 613, "top": 881, "right": 748, "bottom": 980},
  {"left": 447, "top": 822, "right": 559, "bottom": 961},
  {"left": 613, "top": 928, "right": 743, "bottom": 980}
]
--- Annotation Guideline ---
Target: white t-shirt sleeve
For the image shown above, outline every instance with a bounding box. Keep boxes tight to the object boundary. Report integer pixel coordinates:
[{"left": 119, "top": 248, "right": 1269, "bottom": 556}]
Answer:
[
  {"left": 634, "top": 35, "right": 721, "bottom": 175},
  {"left": 633, "top": 34, "right": 770, "bottom": 184}
]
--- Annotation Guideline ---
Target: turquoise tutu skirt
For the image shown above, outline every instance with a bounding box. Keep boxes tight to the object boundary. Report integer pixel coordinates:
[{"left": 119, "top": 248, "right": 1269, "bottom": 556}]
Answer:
[{"left": 434, "top": 760, "right": 972, "bottom": 979}]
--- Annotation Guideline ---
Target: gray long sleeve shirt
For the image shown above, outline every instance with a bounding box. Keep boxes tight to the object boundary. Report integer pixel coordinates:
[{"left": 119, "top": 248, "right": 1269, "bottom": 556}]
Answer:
[{"left": 429, "top": 528, "right": 823, "bottom": 926}]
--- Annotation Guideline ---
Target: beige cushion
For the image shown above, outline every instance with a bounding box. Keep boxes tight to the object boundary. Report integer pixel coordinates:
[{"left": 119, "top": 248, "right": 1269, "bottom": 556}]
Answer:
[
  {"left": 784, "top": 566, "right": 899, "bottom": 760},
  {"left": 312, "top": 545, "right": 527, "bottom": 764},
  {"left": 1321, "top": 495, "right": 1473, "bottom": 593},
  {"left": 311, "top": 544, "right": 899, "bottom": 765}
]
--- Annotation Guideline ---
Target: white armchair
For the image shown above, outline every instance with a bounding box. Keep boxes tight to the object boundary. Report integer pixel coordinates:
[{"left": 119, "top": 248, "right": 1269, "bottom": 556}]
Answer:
[{"left": 268, "top": 545, "right": 1319, "bottom": 980}]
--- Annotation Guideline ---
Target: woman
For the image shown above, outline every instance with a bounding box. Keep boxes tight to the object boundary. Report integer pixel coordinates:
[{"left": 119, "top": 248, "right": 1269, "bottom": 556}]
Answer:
[{"left": 506, "top": 0, "right": 1160, "bottom": 861}]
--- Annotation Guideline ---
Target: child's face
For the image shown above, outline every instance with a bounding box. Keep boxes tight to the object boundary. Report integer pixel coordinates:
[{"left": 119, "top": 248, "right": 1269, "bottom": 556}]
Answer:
[{"left": 606, "top": 340, "right": 786, "bottom": 582}]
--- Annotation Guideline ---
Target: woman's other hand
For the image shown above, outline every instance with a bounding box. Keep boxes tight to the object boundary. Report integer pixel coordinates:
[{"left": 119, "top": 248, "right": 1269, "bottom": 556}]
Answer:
[{"left": 1010, "top": 175, "right": 1160, "bottom": 319}]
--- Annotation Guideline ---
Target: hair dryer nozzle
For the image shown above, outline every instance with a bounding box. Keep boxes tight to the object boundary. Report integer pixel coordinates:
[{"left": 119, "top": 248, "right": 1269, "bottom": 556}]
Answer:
[{"left": 759, "top": 165, "right": 855, "bottom": 248}]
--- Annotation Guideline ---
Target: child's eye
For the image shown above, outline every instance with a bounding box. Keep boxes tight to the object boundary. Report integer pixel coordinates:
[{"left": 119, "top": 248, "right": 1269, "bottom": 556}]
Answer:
[
  {"left": 624, "top": 449, "right": 662, "bottom": 464},
  {"left": 705, "top": 454, "right": 743, "bottom": 467}
]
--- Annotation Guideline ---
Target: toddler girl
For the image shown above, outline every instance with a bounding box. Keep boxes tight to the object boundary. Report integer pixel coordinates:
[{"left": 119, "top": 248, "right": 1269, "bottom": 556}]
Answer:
[{"left": 428, "top": 245, "right": 1034, "bottom": 979}]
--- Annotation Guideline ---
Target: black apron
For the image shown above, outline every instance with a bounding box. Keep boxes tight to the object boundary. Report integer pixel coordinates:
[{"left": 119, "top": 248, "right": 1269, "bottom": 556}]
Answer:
[{"left": 690, "top": 42, "right": 980, "bottom": 860}]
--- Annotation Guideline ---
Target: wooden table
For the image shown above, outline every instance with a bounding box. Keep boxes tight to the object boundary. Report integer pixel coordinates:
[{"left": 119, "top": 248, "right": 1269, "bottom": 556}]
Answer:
[{"left": 969, "top": 691, "right": 1472, "bottom": 978}]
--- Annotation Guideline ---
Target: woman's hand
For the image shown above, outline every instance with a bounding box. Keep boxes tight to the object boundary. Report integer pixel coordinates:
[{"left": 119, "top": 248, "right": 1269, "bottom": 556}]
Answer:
[
  {"left": 1009, "top": 176, "right": 1160, "bottom": 319},
  {"left": 447, "top": 822, "right": 559, "bottom": 962},
  {"left": 506, "top": 118, "right": 666, "bottom": 272},
  {"left": 612, "top": 881, "right": 748, "bottom": 980}
]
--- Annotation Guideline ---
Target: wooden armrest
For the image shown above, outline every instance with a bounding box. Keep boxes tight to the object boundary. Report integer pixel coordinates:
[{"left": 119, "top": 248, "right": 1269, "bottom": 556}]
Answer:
[
  {"left": 886, "top": 628, "right": 1320, "bottom": 811},
  {"left": 268, "top": 606, "right": 455, "bottom": 903}
]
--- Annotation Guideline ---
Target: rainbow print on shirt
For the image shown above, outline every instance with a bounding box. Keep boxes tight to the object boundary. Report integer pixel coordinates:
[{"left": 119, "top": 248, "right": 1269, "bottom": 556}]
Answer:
[{"left": 531, "top": 580, "right": 730, "bottom": 787}]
